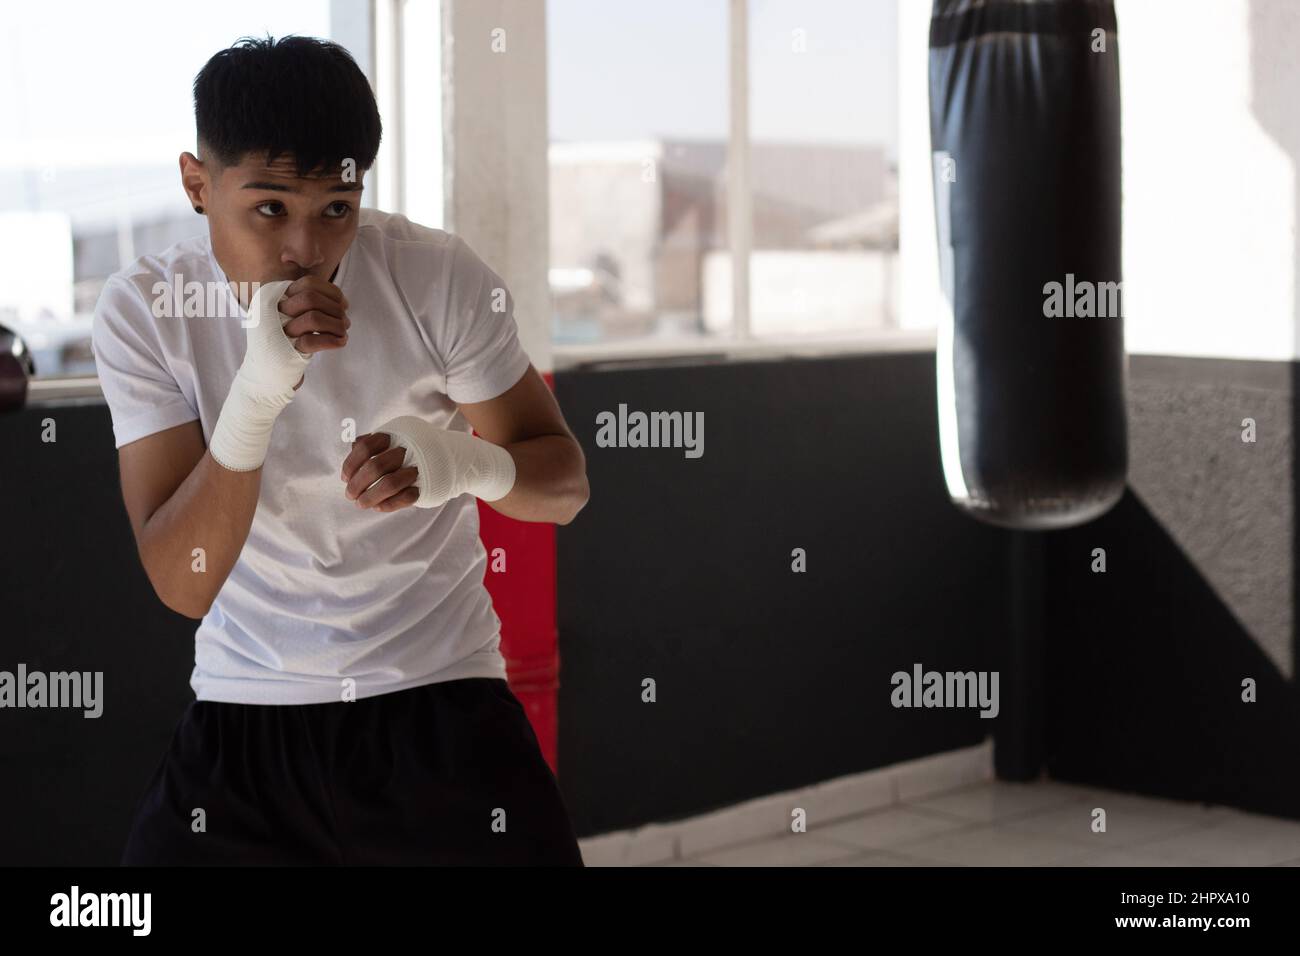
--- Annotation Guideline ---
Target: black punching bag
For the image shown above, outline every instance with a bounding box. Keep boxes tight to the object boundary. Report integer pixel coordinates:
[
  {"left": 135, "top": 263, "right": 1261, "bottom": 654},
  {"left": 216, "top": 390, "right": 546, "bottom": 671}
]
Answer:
[{"left": 929, "top": 0, "right": 1127, "bottom": 530}]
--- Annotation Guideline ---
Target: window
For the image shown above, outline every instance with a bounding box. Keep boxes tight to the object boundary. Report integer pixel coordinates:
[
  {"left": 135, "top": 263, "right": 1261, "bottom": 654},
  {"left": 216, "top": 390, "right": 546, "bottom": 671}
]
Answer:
[
  {"left": 0, "top": 0, "right": 337, "bottom": 379},
  {"left": 740, "top": 0, "right": 898, "bottom": 336},
  {"left": 547, "top": 0, "right": 901, "bottom": 351},
  {"left": 547, "top": 0, "right": 729, "bottom": 345}
]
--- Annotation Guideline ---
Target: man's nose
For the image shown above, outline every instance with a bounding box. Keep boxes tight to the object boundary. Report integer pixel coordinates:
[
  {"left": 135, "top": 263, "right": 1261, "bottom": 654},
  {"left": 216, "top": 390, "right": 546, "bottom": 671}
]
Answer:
[{"left": 281, "top": 229, "right": 326, "bottom": 272}]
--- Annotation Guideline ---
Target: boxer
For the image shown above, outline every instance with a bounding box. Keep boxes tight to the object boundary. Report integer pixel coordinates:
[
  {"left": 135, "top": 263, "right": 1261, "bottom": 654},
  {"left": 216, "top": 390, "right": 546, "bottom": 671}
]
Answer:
[{"left": 91, "top": 35, "right": 588, "bottom": 865}]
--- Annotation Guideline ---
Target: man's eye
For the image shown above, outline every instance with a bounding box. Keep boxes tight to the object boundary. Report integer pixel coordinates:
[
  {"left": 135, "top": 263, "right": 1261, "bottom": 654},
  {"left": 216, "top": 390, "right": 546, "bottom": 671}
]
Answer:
[{"left": 254, "top": 201, "right": 351, "bottom": 218}]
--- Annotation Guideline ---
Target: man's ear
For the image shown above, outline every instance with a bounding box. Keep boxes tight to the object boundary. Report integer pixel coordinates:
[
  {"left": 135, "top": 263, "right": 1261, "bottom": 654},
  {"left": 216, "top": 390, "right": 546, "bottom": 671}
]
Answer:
[{"left": 179, "top": 152, "right": 209, "bottom": 212}]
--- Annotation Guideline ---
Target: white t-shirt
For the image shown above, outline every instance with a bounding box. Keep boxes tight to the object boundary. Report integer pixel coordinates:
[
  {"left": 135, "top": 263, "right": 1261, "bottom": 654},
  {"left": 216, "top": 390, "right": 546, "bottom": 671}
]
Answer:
[{"left": 91, "top": 207, "right": 532, "bottom": 704}]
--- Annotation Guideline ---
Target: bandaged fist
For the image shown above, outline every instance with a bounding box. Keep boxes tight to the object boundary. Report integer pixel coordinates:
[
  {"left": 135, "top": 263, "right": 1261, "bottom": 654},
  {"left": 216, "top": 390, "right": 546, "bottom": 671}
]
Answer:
[
  {"left": 340, "top": 433, "right": 422, "bottom": 512},
  {"left": 341, "top": 415, "right": 516, "bottom": 511},
  {"left": 233, "top": 279, "right": 314, "bottom": 400}
]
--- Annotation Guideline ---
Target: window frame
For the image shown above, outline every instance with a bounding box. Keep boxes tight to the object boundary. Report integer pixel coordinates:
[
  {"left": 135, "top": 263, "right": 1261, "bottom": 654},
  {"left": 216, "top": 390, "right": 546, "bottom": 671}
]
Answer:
[{"left": 37, "top": 0, "right": 913, "bottom": 399}]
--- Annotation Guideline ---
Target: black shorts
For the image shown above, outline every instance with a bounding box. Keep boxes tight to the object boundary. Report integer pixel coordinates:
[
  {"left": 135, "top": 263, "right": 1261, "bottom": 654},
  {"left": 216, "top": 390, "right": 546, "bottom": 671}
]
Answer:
[{"left": 120, "top": 677, "right": 584, "bottom": 866}]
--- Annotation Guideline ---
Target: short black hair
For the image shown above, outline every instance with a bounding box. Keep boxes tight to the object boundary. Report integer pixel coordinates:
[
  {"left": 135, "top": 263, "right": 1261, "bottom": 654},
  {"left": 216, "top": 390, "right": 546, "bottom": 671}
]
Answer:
[{"left": 193, "top": 34, "right": 382, "bottom": 177}]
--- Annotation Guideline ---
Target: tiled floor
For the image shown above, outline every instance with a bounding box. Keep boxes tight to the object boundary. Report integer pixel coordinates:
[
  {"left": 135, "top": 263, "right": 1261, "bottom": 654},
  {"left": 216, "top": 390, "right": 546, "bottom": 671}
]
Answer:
[{"left": 629, "top": 780, "right": 1300, "bottom": 866}]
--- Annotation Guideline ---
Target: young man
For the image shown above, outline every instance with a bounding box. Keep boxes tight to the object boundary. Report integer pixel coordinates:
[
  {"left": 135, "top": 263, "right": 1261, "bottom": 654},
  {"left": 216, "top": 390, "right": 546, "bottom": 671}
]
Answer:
[{"left": 91, "top": 35, "right": 588, "bottom": 865}]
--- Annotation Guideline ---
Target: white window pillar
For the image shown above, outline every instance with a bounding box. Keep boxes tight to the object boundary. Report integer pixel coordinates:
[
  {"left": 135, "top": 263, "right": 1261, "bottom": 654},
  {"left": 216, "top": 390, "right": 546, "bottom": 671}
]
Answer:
[
  {"left": 441, "top": 0, "right": 552, "bottom": 374},
  {"left": 728, "top": 0, "right": 752, "bottom": 339}
]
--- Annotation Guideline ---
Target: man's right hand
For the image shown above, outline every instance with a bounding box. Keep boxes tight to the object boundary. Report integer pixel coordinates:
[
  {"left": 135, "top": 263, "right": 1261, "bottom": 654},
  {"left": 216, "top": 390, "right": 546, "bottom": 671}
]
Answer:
[
  {"left": 209, "top": 276, "right": 346, "bottom": 471},
  {"left": 280, "top": 275, "right": 351, "bottom": 389}
]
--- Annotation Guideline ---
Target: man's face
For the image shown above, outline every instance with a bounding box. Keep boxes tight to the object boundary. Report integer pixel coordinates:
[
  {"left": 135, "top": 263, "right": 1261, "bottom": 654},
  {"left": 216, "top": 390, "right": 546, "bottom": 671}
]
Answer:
[{"left": 189, "top": 151, "right": 364, "bottom": 304}]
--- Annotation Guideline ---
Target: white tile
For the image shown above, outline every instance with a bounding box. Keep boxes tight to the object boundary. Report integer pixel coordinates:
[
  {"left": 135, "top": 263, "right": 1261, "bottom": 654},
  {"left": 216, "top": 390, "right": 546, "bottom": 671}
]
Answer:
[
  {"left": 579, "top": 742, "right": 993, "bottom": 863},
  {"left": 811, "top": 806, "right": 974, "bottom": 851},
  {"left": 992, "top": 794, "right": 1224, "bottom": 849},
  {"left": 674, "top": 744, "right": 992, "bottom": 857},
  {"left": 1050, "top": 842, "right": 1201, "bottom": 868},
  {"left": 578, "top": 825, "right": 676, "bottom": 866},
  {"left": 1124, "top": 811, "right": 1300, "bottom": 866},
  {"left": 694, "top": 834, "right": 865, "bottom": 867},
  {"left": 1050, "top": 846, "right": 1203, "bottom": 867},
  {"left": 893, "top": 739, "right": 995, "bottom": 802},
  {"left": 1038, "top": 782, "right": 1232, "bottom": 820},
  {"left": 796, "top": 767, "right": 897, "bottom": 825},
  {"left": 892, "top": 825, "right": 1083, "bottom": 866},
  {"left": 1102, "top": 793, "right": 1235, "bottom": 820},
  {"left": 674, "top": 799, "right": 798, "bottom": 858},
  {"left": 646, "top": 858, "right": 720, "bottom": 867},
  {"left": 818, "top": 850, "right": 943, "bottom": 867},
  {"left": 1031, "top": 780, "right": 1114, "bottom": 802},
  {"left": 910, "top": 780, "right": 1092, "bottom": 823}
]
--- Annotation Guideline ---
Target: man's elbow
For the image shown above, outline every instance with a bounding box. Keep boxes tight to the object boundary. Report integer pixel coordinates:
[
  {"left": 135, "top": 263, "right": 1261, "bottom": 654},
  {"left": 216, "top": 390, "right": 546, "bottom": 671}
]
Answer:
[{"left": 557, "top": 475, "right": 590, "bottom": 526}]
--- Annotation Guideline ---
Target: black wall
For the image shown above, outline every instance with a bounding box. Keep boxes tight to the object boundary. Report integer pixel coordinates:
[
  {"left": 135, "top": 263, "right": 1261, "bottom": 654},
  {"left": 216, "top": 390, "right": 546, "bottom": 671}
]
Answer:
[
  {"left": 0, "top": 400, "right": 196, "bottom": 866},
  {"left": 1043, "top": 356, "right": 1300, "bottom": 821},
  {"left": 553, "top": 351, "right": 1008, "bottom": 837},
  {"left": 25, "top": 351, "right": 1279, "bottom": 856},
  {"left": 0, "top": 350, "right": 1009, "bottom": 862}
]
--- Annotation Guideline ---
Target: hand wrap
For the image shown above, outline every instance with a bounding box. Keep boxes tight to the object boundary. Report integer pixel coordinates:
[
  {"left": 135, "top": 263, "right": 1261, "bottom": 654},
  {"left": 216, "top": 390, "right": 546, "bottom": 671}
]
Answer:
[
  {"left": 373, "top": 415, "right": 516, "bottom": 507},
  {"left": 209, "top": 279, "right": 312, "bottom": 472}
]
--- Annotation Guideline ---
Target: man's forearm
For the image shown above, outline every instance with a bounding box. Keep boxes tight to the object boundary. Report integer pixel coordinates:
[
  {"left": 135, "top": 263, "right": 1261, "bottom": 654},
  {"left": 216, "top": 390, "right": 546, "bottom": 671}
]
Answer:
[
  {"left": 139, "top": 452, "right": 262, "bottom": 618},
  {"left": 487, "top": 434, "right": 589, "bottom": 525}
]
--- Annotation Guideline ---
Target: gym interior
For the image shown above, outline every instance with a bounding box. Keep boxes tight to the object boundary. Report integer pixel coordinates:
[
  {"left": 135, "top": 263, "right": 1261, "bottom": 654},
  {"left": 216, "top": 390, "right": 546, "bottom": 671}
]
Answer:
[{"left": 2, "top": 0, "right": 1299, "bottom": 871}]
